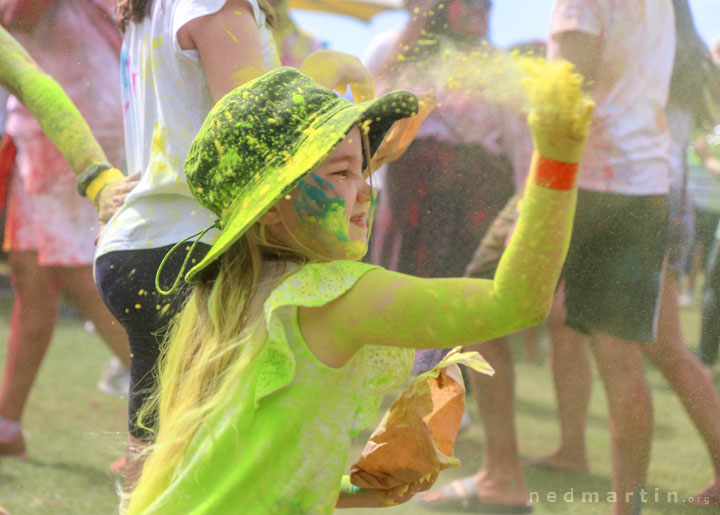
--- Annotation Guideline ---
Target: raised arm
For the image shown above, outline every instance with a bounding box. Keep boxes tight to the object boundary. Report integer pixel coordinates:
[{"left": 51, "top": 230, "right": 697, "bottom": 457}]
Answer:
[
  {"left": 0, "top": 25, "right": 131, "bottom": 220},
  {"left": 300, "top": 62, "right": 594, "bottom": 363},
  {"left": 0, "top": 25, "right": 107, "bottom": 175},
  {"left": 177, "top": 0, "right": 271, "bottom": 102}
]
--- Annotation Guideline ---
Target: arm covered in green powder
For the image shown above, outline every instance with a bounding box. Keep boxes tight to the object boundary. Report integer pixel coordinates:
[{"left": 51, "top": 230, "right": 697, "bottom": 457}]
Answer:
[
  {"left": 0, "top": 25, "right": 107, "bottom": 175},
  {"left": 302, "top": 159, "right": 577, "bottom": 353},
  {"left": 300, "top": 65, "right": 595, "bottom": 360}
]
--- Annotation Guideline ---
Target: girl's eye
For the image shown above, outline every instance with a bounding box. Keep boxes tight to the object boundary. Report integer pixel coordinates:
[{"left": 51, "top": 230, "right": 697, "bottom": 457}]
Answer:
[{"left": 333, "top": 170, "right": 350, "bottom": 181}]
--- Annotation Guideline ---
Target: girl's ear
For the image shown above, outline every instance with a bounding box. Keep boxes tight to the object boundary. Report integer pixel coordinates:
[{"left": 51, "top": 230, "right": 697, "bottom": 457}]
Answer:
[{"left": 259, "top": 206, "right": 283, "bottom": 226}]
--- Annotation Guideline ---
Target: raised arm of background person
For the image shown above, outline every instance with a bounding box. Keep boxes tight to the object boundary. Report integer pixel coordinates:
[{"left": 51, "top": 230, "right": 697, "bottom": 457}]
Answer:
[
  {"left": 177, "top": 0, "right": 269, "bottom": 101},
  {"left": 548, "top": 31, "right": 601, "bottom": 89},
  {"left": 0, "top": 25, "right": 107, "bottom": 176},
  {"left": 178, "top": 0, "right": 373, "bottom": 104},
  {"left": 0, "top": 0, "right": 53, "bottom": 31}
]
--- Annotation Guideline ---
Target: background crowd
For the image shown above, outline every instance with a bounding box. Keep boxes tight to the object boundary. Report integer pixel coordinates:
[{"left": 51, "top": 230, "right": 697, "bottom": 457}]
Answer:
[{"left": 0, "top": 0, "right": 719, "bottom": 513}]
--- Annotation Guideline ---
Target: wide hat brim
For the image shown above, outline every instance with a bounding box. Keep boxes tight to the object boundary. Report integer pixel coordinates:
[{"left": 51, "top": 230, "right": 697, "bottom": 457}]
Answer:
[{"left": 185, "top": 89, "right": 418, "bottom": 282}]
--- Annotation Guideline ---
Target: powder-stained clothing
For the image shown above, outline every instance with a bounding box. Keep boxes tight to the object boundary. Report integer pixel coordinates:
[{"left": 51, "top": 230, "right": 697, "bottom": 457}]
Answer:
[
  {"left": 549, "top": 0, "right": 674, "bottom": 195},
  {"left": 146, "top": 261, "right": 413, "bottom": 514},
  {"left": 3, "top": 163, "right": 98, "bottom": 265},
  {"left": 95, "top": 0, "right": 280, "bottom": 257}
]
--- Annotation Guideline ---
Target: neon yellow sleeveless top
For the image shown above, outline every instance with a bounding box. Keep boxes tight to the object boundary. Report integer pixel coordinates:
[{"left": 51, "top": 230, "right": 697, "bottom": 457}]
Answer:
[{"left": 146, "top": 261, "right": 413, "bottom": 514}]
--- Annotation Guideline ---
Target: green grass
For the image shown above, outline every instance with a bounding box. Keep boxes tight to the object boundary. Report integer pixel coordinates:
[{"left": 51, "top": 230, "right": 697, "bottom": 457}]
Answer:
[{"left": 0, "top": 295, "right": 717, "bottom": 513}]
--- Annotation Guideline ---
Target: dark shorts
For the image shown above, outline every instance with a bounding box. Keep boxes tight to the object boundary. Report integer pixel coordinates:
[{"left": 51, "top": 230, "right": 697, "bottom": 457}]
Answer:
[
  {"left": 95, "top": 243, "right": 210, "bottom": 440},
  {"left": 563, "top": 191, "right": 668, "bottom": 343}
]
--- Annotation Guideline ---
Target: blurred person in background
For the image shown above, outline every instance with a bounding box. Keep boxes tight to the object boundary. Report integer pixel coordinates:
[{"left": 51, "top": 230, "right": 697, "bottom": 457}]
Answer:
[
  {"left": 524, "top": 0, "right": 720, "bottom": 510},
  {"left": 0, "top": 0, "right": 130, "bottom": 459}
]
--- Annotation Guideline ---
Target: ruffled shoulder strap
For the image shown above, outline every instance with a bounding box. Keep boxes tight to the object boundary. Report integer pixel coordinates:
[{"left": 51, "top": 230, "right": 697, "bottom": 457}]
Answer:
[{"left": 253, "top": 260, "right": 380, "bottom": 406}]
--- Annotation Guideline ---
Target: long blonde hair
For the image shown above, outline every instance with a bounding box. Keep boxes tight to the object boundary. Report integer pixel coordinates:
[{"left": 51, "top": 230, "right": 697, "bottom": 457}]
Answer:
[{"left": 126, "top": 225, "right": 307, "bottom": 513}]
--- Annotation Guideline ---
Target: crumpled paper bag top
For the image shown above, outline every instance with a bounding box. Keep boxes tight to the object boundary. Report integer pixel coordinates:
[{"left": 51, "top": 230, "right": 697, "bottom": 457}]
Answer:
[{"left": 350, "top": 348, "right": 494, "bottom": 489}]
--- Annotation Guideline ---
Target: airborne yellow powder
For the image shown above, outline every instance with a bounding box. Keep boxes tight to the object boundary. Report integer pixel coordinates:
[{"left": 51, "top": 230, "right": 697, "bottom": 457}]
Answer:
[{"left": 380, "top": 38, "right": 590, "bottom": 117}]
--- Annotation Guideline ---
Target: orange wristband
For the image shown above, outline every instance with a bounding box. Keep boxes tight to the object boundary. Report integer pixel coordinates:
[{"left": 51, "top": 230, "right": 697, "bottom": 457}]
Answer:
[{"left": 534, "top": 155, "right": 579, "bottom": 191}]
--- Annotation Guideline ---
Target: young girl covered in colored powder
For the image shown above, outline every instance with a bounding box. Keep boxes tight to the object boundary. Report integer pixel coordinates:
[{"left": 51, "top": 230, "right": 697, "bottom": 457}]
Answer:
[
  {"left": 126, "top": 65, "right": 593, "bottom": 513},
  {"left": 94, "top": 0, "right": 373, "bottom": 484}
]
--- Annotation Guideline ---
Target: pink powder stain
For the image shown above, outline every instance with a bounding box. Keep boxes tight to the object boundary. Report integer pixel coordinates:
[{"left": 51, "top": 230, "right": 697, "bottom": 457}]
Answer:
[
  {"left": 472, "top": 210, "right": 485, "bottom": 226},
  {"left": 408, "top": 201, "right": 420, "bottom": 228}
]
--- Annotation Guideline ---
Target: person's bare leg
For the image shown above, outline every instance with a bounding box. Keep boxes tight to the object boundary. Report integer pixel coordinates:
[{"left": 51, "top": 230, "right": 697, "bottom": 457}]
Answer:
[
  {"left": 644, "top": 269, "right": 720, "bottom": 501},
  {"left": 418, "top": 337, "right": 528, "bottom": 506},
  {"left": 122, "top": 435, "right": 149, "bottom": 494},
  {"left": 52, "top": 266, "right": 131, "bottom": 368},
  {"left": 0, "top": 252, "right": 60, "bottom": 452},
  {"left": 527, "top": 285, "right": 591, "bottom": 472},
  {"left": 592, "top": 332, "right": 653, "bottom": 515}
]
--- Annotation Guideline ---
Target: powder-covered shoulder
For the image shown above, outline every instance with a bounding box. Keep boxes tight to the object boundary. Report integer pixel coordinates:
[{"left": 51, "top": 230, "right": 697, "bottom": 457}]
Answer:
[
  {"left": 253, "top": 261, "right": 381, "bottom": 406},
  {"left": 265, "top": 260, "right": 381, "bottom": 312}
]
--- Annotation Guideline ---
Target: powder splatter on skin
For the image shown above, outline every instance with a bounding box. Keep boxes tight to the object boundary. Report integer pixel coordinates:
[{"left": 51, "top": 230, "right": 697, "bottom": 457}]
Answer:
[
  {"left": 294, "top": 175, "right": 350, "bottom": 241},
  {"left": 0, "top": 26, "right": 108, "bottom": 175},
  {"left": 293, "top": 174, "right": 368, "bottom": 260},
  {"left": 221, "top": 25, "right": 240, "bottom": 44}
]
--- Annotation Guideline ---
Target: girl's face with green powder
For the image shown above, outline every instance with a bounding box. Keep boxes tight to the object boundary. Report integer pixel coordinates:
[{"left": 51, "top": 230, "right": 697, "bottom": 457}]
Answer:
[{"left": 264, "top": 126, "right": 374, "bottom": 261}]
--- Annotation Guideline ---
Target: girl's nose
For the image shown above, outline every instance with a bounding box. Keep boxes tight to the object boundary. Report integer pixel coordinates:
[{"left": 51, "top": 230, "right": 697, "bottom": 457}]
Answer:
[{"left": 357, "top": 180, "right": 372, "bottom": 203}]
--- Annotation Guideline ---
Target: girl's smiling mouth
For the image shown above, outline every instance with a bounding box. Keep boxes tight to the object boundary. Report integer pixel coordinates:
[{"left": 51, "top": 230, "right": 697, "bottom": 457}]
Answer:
[{"left": 350, "top": 213, "right": 367, "bottom": 227}]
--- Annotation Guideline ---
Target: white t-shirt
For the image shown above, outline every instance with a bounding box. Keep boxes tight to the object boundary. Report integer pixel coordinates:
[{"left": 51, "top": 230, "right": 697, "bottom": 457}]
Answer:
[
  {"left": 96, "top": 0, "right": 279, "bottom": 257},
  {"left": 548, "top": 0, "right": 675, "bottom": 195}
]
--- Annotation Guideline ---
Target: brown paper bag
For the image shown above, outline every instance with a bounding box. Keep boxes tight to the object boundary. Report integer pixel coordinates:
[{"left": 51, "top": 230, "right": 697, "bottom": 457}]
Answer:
[{"left": 350, "top": 348, "right": 494, "bottom": 489}]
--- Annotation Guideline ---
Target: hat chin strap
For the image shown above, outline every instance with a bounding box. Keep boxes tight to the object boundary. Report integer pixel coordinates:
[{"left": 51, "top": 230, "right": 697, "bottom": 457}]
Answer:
[{"left": 155, "top": 223, "right": 218, "bottom": 295}]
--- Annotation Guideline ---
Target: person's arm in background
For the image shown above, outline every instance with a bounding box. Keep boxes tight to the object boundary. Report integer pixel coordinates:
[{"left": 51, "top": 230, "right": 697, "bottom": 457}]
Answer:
[
  {"left": 178, "top": 0, "right": 374, "bottom": 103},
  {"left": 177, "top": 0, "right": 270, "bottom": 101},
  {"left": 0, "top": 3, "right": 138, "bottom": 223},
  {"left": 0, "top": 0, "right": 53, "bottom": 31},
  {"left": 0, "top": 26, "right": 110, "bottom": 183}
]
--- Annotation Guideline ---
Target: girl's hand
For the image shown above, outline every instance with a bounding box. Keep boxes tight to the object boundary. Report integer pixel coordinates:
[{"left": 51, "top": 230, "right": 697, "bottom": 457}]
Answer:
[
  {"left": 95, "top": 171, "right": 141, "bottom": 223},
  {"left": 336, "top": 472, "right": 438, "bottom": 508},
  {"left": 525, "top": 61, "right": 595, "bottom": 164},
  {"left": 300, "top": 50, "right": 375, "bottom": 102}
]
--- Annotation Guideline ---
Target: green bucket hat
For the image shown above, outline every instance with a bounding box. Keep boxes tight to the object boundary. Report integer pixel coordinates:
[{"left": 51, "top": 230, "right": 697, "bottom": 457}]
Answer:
[{"left": 159, "top": 67, "right": 418, "bottom": 291}]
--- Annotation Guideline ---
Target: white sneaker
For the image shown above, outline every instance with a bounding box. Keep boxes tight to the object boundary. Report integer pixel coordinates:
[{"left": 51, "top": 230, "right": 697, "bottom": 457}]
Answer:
[{"left": 97, "top": 357, "right": 130, "bottom": 398}]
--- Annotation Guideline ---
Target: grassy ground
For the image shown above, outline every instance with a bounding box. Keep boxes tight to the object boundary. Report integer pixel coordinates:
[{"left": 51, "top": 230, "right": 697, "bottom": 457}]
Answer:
[{"left": 0, "top": 293, "right": 718, "bottom": 514}]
